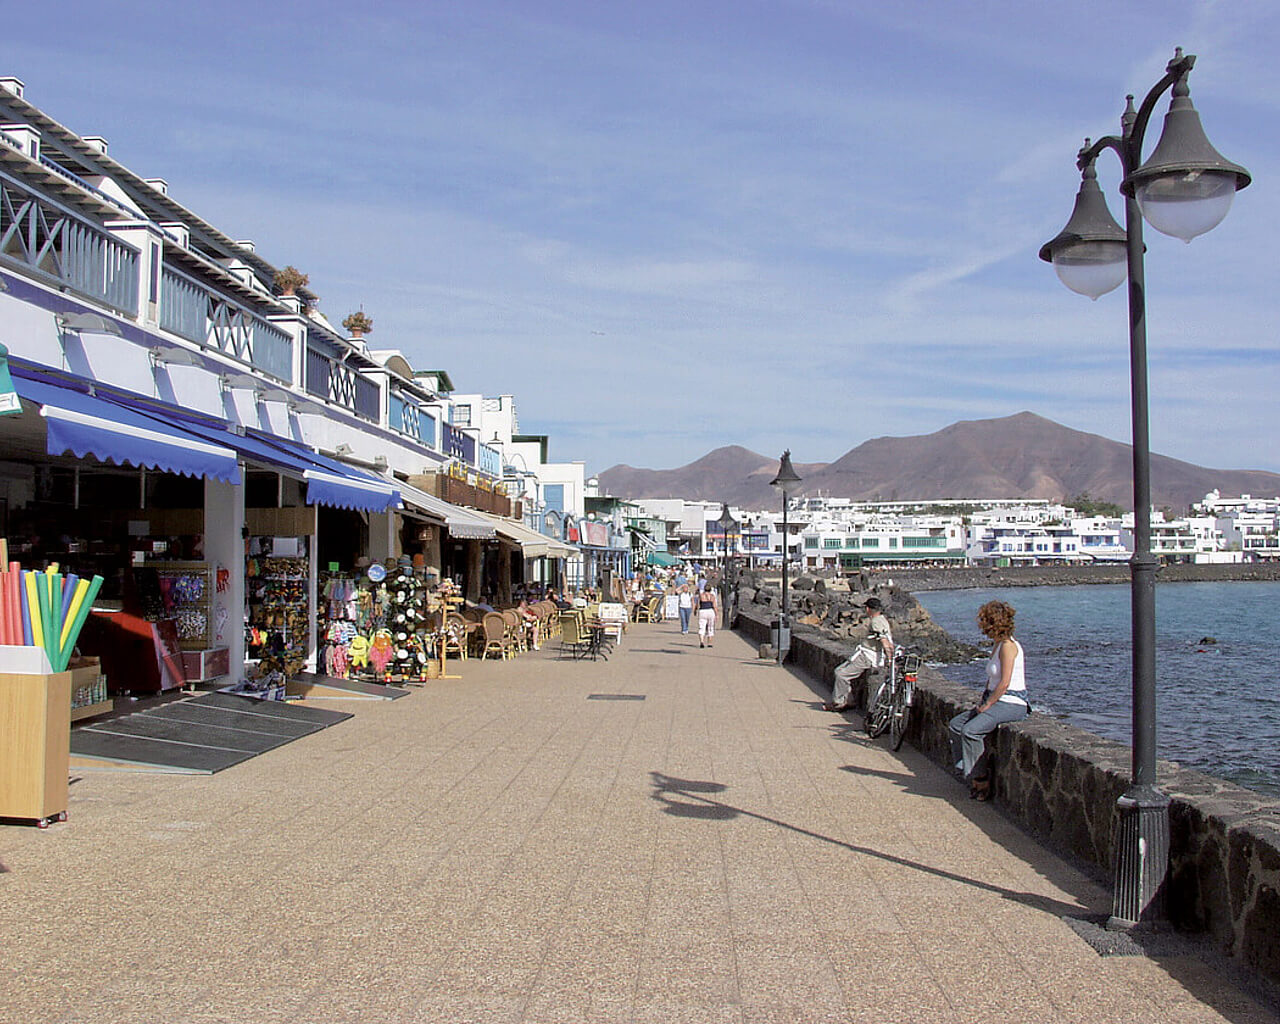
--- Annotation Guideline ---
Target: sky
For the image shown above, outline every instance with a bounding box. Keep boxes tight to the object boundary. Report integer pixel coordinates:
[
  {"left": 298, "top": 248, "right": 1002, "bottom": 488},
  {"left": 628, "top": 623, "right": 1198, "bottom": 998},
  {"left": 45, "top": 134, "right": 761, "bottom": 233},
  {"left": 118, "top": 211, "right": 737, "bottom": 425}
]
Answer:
[{"left": 9, "top": 0, "right": 1279, "bottom": 477}]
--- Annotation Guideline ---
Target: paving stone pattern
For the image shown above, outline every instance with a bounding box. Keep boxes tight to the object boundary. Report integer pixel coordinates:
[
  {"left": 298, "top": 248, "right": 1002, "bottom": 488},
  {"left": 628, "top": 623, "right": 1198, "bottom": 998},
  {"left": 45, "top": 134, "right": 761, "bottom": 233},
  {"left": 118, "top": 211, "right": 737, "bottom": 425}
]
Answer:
[{"left": 1, "top": 625, "right": 1276, "bottom": 1023}]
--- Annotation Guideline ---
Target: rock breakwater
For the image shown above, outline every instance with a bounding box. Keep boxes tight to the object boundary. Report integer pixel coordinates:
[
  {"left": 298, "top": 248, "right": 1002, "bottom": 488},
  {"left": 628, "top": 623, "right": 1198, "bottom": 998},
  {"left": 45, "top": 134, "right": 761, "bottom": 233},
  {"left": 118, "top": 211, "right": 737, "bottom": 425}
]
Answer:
[{"left": 735, "top": 569, "right": 980, "bottom": 663}]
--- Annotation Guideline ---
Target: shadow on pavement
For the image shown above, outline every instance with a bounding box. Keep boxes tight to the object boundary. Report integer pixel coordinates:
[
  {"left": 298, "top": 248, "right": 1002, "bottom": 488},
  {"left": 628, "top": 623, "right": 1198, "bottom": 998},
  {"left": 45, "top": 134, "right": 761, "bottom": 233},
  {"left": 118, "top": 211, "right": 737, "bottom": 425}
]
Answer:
[
  {"left": 647, "top": 770, "right": 1084, "bottom": 918},
  {"left": 649, "top": 767, "right": 1280, "bottom": 1022}
]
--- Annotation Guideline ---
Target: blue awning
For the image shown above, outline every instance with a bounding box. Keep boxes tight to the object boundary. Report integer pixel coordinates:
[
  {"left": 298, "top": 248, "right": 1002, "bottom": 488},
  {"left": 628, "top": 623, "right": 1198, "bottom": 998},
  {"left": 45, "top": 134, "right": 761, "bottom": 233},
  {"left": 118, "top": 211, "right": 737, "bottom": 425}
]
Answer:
[
  {"left": 245, "top": 431, "right": 401, "bottom": 514},
  {"left": 12, "top": 371, "right": 241, "bottom": 484},
  {"left": 75, "top": 387, "right": 400, "bottom": 514}
]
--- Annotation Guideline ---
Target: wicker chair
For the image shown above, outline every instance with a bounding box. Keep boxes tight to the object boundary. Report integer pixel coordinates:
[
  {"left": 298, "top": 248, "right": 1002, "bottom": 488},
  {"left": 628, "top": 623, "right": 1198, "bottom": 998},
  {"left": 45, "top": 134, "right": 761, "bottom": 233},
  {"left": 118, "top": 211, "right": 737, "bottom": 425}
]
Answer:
[
  {"left": 480, "top": 612, "right": 513, "bottom": 659},
  {"left": 443, "top": 612, "right": 473, "bottom": 661},
  {"left": 558, "top": 612, "right": 596, "bottom": 660},
  {"left": 634, "top": 595, "right": 662, "bottom": 622},
  {"left": 501, "top": 609, "right": 529, "bottom": 653}
]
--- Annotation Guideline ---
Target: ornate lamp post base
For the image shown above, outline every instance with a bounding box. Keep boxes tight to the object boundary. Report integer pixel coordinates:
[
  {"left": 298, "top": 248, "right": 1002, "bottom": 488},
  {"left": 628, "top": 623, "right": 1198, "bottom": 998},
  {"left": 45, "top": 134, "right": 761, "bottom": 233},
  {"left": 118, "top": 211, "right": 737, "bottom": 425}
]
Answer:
[{"left": 1108, "top": 784, "right": 1172, "bottom": 930}]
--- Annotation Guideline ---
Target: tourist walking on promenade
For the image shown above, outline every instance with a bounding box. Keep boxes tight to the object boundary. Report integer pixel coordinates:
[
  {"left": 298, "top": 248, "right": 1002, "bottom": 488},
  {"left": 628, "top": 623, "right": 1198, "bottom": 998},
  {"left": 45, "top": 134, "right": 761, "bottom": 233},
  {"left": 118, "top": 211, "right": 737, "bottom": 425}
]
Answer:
[
  {"left": 695, "top": 585, "right": 719, "bottom": 647},
  {"left": 824, "top": 597, "right": 893, "bottom": 712},
  {"left": 949, "top": 600, "right": 1030, "bottom": 801},
  {"left": 677, "top": 584, "right": 693, "bottom": 634}
]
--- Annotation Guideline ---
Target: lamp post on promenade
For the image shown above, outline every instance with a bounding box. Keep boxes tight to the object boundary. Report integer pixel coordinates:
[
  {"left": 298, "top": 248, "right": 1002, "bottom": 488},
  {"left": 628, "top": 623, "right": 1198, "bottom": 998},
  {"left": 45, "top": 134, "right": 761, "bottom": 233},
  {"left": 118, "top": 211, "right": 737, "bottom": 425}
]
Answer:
[
  {"left": 769, "top": 451, "right": 802, "bottom": 664},
  {"left": 717, "top": 503, "right": 737, "bottom": 629},
  {"left": 1039, "top": 48, "right": 1250, "bottom": 929}
]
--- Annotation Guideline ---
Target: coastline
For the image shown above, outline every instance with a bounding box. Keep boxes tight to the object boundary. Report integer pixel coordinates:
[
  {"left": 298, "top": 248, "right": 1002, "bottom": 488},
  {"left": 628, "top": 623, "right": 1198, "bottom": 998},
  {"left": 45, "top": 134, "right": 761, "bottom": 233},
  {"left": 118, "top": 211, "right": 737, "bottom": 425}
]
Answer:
[{"left": 878, "top": 561, "right": 1280, "bottom": 592}]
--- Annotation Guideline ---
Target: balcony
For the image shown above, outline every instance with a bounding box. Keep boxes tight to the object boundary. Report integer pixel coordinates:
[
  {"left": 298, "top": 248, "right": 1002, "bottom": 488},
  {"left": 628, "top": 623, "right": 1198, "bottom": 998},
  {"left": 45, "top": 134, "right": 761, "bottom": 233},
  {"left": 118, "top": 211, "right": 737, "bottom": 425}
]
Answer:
[
  {"left": 306, "top": 344, "right": 379, "bottom": 422},
  {"left": 389, "top": 392, "right": 435, "bottom": 446},
  {"left": 0, "top": 167, "right": 138, "bottom": 315},
  {"left": 414, "top": 472, "right": 515, "bottom": 517},
  {"left": 160, "top": 263, "right": 292, "bottom": 380}
]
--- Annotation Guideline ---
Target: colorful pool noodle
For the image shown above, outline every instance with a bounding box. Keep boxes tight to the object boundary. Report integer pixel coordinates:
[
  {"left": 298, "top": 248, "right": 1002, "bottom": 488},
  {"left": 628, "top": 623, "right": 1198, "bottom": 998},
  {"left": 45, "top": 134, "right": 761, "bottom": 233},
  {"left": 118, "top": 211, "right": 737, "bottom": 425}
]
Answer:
[
  {"left": 0, "top": 566, "right": 14, "bottom": 645},
  {"left": 58, "top": 573, "right": 79, "bottom": 643},
  {"left": 59, "top": 576, "right": 86, "bottom": 650},
  {"left": 15, "top": 564, "right": 25, "bottom": 644},
  {"left": 56, "top": 574, "right": 102, "bottom": 672},
  {"left": 23, "top": 571, "right": 42, "bottom": 653},
  {"left": 19, "top": 569, "right": 33, "bottom": 646},
  {"left": 40, "top": 571, "right": 57, "bottom": 668},
  {"left": 4, "top": 565, "right": 18, "bottom": 645}
]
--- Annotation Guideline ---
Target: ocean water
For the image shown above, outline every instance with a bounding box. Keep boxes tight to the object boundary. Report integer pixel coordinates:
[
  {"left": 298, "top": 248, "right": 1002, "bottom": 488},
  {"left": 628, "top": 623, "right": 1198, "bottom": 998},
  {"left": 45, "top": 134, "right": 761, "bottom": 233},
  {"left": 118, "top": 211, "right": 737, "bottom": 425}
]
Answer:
[{"left": 917, "top": 581, "right": 1280, "bottom": 798}]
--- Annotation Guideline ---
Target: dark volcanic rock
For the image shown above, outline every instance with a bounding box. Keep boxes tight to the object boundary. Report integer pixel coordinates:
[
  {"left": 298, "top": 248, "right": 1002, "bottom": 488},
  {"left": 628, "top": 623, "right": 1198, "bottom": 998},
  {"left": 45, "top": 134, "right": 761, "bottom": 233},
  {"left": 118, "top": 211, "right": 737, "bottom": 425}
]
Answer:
[{"left": 736, "top": 570, "right": 980, "bottom": 664}]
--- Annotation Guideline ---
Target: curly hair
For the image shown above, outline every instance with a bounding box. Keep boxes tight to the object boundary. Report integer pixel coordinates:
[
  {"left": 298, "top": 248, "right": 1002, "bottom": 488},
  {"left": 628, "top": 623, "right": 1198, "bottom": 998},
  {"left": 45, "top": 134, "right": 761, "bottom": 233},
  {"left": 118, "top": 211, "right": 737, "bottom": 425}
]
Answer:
[{"left": 977, "top": 600, "right": 1015, "bottom": 640}]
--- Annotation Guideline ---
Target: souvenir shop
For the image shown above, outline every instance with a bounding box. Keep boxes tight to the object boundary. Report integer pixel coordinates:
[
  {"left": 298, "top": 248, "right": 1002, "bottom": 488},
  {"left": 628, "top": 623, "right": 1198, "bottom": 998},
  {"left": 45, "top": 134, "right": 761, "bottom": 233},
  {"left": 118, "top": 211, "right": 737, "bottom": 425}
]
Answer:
[{"left": 311, "top": 503, "right": 491, "bottom": 686}]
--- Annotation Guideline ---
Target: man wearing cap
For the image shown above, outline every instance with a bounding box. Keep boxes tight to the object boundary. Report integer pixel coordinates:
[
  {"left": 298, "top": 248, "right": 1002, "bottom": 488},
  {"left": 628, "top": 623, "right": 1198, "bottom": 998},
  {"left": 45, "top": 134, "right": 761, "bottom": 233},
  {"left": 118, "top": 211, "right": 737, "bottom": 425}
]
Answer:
[{"left": 824, "top": 597, "right": 894, "bottom": 713}]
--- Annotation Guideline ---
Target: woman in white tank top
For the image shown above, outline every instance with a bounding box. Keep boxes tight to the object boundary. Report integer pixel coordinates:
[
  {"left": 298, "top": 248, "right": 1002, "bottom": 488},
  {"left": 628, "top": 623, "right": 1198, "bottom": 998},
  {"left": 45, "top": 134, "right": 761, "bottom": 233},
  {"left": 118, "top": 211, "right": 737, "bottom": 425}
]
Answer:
[{"left": 948, "top": 600, "right": 1030, "bottom": 799}]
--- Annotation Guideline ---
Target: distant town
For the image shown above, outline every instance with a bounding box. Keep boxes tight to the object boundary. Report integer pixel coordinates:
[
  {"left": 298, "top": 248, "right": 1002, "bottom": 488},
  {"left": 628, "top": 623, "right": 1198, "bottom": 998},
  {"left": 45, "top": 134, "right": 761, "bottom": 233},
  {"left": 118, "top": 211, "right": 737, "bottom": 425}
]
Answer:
[{"left": 594, "top": 488, "right": 1280, "bottom": 570}]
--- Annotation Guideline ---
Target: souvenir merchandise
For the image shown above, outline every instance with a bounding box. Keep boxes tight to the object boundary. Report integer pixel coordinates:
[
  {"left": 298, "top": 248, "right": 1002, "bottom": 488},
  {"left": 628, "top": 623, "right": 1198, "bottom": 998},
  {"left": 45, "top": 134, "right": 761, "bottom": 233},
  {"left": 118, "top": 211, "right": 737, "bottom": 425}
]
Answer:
[
  {"left": 245, "top": 553, "right": 309, "bottom": 678},
  {"left": 132, "top": 562, "right": 213, "bottom": 651},
  {"left": 313, "top": 559, "right": 454, "bottom": 684}
]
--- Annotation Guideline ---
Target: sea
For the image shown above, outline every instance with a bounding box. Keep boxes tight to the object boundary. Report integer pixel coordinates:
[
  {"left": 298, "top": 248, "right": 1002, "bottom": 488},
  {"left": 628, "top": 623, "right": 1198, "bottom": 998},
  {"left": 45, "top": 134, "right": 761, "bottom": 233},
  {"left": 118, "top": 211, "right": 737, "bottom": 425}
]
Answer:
[{"left": 916, "top": 581, "right": 1280, "bottom": 798}]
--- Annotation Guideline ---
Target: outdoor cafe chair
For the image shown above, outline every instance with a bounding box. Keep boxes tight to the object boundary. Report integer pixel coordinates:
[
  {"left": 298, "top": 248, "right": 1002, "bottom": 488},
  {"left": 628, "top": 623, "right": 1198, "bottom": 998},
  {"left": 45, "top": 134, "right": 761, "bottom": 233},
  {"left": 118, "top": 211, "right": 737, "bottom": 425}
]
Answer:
[{"left": 558, "top": 612, "right": 596, "bottom": 660}]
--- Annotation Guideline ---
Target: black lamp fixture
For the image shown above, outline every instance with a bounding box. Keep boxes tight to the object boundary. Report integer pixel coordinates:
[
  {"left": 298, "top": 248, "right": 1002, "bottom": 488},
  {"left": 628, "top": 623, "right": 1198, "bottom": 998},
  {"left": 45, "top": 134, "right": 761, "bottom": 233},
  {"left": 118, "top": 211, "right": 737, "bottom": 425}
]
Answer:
[
  {"left": 769, "top": 450, "right": 802, "bottom": 664},
  {"left": 716, "top": 503, "right": 736, "bottom": 562},
  {"left": 1040, "top": 48, "right": 1249, "bottom": 930},
  {"left": 716, "top": 503, "right": 737, "bottom": 625}
]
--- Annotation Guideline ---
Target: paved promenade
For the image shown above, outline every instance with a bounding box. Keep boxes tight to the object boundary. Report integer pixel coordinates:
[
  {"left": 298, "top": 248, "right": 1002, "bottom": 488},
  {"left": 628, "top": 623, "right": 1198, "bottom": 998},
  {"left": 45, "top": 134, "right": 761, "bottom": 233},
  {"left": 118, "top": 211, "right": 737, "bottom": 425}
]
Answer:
[{"left": 2, "top": 623, "right": 1275, "bottom": 1023}]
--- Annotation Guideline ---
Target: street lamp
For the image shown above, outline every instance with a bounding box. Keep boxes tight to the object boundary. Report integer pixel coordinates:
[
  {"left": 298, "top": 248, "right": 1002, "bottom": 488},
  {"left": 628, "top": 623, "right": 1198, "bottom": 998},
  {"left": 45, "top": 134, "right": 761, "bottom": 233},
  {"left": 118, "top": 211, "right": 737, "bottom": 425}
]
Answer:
[
  {"left": 1039, "top": 48, "right": 1250, "bottom": 929},
  {"left": 716, "top": 503, "right": 737, "bottom": 629},
  {"left": 769, "top": 451, "right": 802, "bottom": 663}
]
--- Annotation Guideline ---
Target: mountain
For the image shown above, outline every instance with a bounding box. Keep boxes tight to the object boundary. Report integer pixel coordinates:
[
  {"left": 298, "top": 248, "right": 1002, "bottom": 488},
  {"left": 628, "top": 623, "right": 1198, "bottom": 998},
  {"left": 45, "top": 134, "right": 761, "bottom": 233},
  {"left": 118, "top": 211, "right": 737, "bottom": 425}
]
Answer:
[
  {"left": 596, "top": 445, "right": 827, "bottom": 509},
  {"left": 595, "top": 413, "right": 1280, "bottom": 511}
]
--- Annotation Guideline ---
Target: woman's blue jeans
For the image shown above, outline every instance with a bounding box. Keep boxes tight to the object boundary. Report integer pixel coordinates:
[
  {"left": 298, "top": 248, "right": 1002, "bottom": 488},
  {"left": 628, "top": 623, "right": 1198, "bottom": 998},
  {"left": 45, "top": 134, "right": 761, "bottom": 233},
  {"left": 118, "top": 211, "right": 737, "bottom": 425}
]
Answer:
[
  {"left": 679, "top": 607, "right": 691, "bottom": 633},
  {"left": 949, "top": 701, "right": 1028, "bottom": 779}
]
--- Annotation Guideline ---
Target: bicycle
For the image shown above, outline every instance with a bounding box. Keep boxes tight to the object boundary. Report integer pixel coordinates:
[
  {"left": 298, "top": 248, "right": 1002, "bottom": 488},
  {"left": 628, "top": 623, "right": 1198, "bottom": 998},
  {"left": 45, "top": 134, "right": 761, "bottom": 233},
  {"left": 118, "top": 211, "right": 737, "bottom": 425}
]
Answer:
[{"left": 864, "top": 646, "right": 921, "bottom": 751}]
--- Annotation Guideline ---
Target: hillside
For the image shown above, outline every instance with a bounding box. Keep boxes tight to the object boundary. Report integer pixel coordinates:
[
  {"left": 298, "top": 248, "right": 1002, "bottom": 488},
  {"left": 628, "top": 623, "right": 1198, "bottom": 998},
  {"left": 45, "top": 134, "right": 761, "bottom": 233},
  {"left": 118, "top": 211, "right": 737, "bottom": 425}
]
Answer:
[{"left": 596, "top": 412, "right": 1280, "bottom": 511}]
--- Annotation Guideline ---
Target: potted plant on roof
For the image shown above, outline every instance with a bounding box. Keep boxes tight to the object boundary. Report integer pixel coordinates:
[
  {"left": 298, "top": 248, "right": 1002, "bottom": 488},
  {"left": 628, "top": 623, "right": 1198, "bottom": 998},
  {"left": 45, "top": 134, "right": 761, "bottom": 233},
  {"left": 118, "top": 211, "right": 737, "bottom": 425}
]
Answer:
[
  {"left": 273, "top": 265, "right": 309, "bottom": 297},
  {"left": 342, "top": 310, "right": 374, "bottom": 339}
]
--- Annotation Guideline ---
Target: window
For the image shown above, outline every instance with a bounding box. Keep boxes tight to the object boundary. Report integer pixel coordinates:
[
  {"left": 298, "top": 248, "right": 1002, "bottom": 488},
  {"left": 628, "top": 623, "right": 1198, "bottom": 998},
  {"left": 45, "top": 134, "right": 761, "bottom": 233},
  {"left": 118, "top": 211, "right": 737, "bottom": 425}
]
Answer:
[
  {"left": 804, "top": 537, "right": 818, "bottom": 549},
  {"left": 544, "top": 484, "right": 564, "bottom": 513},
  {"left": 823, "top": 538, "right": 841, "bottom": 549},
  {"left": 845, "top": 538, "right": 858, "bottom": 549},
  {"left": 453, "top": 404, "right": 471, "bottom": 427},
  {"left": 862, "top": 538, "right": 880, "bottom": 549}
]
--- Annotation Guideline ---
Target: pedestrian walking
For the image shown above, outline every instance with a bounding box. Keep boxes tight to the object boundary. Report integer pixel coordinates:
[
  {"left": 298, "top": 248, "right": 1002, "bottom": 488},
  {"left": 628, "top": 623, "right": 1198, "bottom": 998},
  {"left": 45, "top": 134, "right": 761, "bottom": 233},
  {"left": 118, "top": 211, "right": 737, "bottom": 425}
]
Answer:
[
  {"left": 677, "top": 584, "right": 693, "bottom": 634},
  {"left": 696, "top": 586, "right": 719, "bottom": 647}
]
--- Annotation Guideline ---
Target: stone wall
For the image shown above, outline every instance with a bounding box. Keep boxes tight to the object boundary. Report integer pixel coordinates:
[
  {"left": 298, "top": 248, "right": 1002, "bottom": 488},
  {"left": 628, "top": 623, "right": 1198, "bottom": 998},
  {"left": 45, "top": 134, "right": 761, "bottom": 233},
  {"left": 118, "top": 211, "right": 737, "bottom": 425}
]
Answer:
[{"left": 735, "top": 601, "right": 1280, "bottom": 988}]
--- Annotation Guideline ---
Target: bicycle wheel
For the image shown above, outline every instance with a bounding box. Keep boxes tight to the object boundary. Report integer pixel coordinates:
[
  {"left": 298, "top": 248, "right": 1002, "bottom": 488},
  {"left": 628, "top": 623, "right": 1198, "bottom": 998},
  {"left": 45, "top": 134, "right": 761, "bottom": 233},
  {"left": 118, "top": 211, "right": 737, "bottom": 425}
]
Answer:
[
  {"left": 864, "top": 676, "right": 893, "bottom": 738},
  {"left": 889, "top": 677, "right": 912, "bottom": 750}
]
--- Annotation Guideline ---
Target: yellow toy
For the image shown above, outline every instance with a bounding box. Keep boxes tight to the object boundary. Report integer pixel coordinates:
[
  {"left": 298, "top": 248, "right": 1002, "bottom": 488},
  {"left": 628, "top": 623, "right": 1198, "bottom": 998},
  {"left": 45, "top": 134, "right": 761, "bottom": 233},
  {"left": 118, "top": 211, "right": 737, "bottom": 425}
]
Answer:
[{"left": 348, "top": 634, "right": 370, "bottom": 669}]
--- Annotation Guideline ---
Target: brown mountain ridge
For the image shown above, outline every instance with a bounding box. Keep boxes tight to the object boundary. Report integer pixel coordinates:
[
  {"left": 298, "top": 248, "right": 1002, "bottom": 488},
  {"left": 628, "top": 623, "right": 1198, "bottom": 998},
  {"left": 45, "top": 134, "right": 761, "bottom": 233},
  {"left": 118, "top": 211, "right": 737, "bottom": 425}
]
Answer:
[{"left": 596, "top": 412, "right": 1280, "bottom": 512}]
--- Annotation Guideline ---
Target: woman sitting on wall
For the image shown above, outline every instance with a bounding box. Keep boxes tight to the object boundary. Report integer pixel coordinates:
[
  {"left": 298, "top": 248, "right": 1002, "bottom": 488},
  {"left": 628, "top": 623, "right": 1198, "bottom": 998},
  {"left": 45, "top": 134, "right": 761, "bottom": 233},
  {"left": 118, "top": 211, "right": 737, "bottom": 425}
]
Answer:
[{"left": 948, "top": 600, "right": 1030, "bottom": 801}]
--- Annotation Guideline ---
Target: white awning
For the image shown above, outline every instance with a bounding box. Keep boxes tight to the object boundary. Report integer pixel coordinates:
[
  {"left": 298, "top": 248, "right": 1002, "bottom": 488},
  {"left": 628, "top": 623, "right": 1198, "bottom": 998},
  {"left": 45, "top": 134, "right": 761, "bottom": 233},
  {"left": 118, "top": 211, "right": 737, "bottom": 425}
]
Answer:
[
  {"left": 469, "top": 510, "right": 573, "bottom": 558},
  {"left": 395, "top": 481, "right": 496, "bottom": 540}
]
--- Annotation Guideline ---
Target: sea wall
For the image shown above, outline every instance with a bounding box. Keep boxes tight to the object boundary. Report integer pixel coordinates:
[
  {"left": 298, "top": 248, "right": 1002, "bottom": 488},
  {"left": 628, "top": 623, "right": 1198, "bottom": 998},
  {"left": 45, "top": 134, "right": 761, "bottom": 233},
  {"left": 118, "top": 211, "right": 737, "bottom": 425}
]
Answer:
[{"left": 734, "top": 602, "right": 1280, "bottom": 987}]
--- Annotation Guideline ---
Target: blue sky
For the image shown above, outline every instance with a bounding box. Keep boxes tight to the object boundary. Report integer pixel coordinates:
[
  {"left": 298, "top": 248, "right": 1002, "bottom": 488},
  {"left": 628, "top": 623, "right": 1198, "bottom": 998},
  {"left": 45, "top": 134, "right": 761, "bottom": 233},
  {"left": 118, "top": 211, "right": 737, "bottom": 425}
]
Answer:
[{"left": 11, "top": 1, "right": 1279, "bottom": 476}]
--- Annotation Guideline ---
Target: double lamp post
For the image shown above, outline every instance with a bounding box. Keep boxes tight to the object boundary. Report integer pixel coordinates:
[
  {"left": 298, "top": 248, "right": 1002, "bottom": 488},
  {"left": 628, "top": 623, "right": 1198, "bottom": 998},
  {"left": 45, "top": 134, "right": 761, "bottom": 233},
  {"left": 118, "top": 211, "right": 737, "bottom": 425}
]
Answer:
[{"left": 1039, "top": 48, "right": 1250, "bottom": 928}]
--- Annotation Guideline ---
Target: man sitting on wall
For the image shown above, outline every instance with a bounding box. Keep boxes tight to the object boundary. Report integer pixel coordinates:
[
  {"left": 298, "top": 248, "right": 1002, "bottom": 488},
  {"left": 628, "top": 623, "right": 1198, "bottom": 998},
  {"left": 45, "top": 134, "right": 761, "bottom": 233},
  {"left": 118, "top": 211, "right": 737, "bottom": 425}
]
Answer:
[{"left": 823, "top": 598, "right": 894, "bottom": 713}]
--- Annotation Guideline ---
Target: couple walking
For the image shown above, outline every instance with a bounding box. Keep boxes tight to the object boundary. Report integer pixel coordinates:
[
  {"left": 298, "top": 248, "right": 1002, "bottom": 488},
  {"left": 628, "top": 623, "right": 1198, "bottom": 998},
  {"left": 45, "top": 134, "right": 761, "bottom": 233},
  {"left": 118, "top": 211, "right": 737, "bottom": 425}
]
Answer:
[{"left": 677, "top": 583, "right": 719, "bottom": 647}]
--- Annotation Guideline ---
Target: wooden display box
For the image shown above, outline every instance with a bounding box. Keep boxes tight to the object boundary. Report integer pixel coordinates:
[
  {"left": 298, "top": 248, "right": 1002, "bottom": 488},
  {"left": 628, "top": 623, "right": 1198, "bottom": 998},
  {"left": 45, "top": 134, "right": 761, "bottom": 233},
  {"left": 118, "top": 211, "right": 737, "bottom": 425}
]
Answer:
[
  {"left": 67, "top": 656, "right": 112, "bottom": 722},
  {"left": 180, "top": 647, "right": 230, "bottom": 682},
  {"left": 0, "top": 670, "right": 71, "bottom": 826}
]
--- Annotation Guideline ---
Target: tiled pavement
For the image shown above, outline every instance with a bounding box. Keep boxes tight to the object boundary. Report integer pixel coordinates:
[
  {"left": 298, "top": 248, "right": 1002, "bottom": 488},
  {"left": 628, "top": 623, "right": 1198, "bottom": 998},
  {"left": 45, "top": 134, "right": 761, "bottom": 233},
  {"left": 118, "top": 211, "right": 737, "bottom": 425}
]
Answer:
[{"left": 2, "top": 622, "right": 1276, "bottom": 1023}]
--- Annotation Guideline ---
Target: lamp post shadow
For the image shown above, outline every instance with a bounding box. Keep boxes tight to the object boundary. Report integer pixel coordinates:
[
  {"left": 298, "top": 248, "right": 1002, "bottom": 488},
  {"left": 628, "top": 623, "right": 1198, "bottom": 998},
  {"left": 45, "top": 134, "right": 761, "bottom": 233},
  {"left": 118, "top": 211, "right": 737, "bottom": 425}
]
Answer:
[{"left": 647, "top": 770, "right": 1086, "bottom": 918}]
